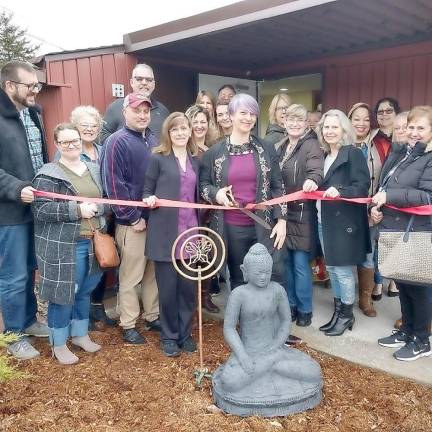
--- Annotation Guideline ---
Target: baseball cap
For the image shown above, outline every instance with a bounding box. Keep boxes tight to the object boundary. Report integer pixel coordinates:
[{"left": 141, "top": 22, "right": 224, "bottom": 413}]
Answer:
[{"left": 123, "top": 93, "right": 153, "bottom": 109}]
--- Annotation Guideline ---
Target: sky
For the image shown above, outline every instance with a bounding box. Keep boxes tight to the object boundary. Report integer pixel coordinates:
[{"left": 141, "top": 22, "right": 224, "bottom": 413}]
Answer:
[{"left": 0, "top": 0, "right": 239, "bottom": 55}]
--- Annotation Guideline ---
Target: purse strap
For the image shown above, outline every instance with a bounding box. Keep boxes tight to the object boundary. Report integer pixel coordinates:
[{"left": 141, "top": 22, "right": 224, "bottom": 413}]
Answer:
[
  {"left": 402, "top": 194, "right": 432, "bottom": 243},
  {"left": 87, "top": 218, "right": 98, "bottom": 233}
]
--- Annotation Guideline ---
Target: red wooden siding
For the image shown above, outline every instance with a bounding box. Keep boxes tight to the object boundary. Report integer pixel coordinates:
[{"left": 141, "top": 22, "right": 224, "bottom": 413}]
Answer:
[
  {"left": 260, "top": 40, "right": 432, "bottom": 113},
  {"left": 39, "top": 52, "right": 136, "bottom": 157}
]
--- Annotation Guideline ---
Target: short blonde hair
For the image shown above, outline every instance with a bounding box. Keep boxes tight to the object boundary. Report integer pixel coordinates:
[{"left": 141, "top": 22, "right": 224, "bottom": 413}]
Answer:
[
  {"left": 407, "top": 106, "right": 432, "bottom": 127},
  {"left": 268, "top": 93, "right": 292, "bottom": 124},
  {"left": 70, "top": 106, "right": 103, "bottom": 130},
  {"left": 153, "top": 112, "right": 198, "bottom": 156},
  {"left": 316, "top": 109, "right": 356, "bottom": 152},
  {"left": 286, "top": 104, "right": 307, "bottom": 120}
]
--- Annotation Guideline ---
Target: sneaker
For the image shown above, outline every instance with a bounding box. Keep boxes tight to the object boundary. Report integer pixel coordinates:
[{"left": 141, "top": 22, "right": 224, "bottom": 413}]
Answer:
[
  {"left": 7, "top": 338, "right": 40, "bottom": 360},
  {"left": 179, "top": 336, "right": 197, "bottom": 353},
  {"left": 378, "top": 330, "right": 409, "bottom": 348},
  {"left": 161, "top": 341, "right": 181, "bottom": 357},
  {"left": 393, "top": 336, "right": 432, "bottom": 362},
  {"left": 24, "top": 321, "right": 49, "bottom": 338},
  {"left": 144, "top": 318, "right": 162, "bottom": 332},
  {"left": 123, "top": 328, "right": 146, "bottom": 345}
]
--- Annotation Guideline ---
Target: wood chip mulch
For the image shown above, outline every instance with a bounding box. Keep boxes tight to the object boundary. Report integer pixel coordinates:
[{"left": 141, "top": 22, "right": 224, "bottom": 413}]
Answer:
[{"left": 1, "top": 321, "right": 431, "bottom": 432}]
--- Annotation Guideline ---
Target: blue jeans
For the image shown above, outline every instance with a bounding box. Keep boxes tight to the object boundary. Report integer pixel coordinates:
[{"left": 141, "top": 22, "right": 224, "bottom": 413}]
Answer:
[
  {"left": 285, "top": 249, "right": 313, "bottom": 313},
  {"left": 318, "top": 223, "right": 356, "bottom": 305},
  {"left": 0, "top": 223, "right": 38, "bottom": 333},
  {"left": 48, "top": 239, "right": 102, "bottom": 346}
]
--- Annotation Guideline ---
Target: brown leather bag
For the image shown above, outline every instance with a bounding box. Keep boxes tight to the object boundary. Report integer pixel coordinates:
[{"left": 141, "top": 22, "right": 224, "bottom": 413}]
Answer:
[{"left": 88, "top": 220, "right": 120, "bottom": 268}]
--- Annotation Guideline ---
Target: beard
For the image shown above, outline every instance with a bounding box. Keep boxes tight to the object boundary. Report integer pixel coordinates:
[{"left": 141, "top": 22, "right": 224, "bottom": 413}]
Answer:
[{"left": 12, "top": 88, "right": 36, "bottom": 108}]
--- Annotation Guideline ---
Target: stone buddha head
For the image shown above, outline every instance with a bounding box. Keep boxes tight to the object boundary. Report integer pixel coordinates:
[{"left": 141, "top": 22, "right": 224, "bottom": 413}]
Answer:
[{"left": 240, "top": 243, "right": 273, "bottom": 289}]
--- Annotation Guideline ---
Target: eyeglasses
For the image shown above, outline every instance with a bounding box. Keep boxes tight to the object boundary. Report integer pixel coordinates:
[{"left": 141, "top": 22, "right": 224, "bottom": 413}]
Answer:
[
  {"left": 10, "top": 81, "right": 43, "bottom": 92},
  {"left": 276, "top": 106, "right": 290, "bottom": 112},
  {"left": 169, "top": 126, "right": 190, "bottom": 134},
  {"left": 286, "top": 117, "right": 307, "bottom": 124},
  {"left": 377, "top": 108, "right": 394, "bottom": 116},
  {"left": 57, "top": 138, "right": 81, "bottom": 148},
  {"left": 79, "top": 123, "right": 99, "bottom": 130},
  {"left": 133, "top": 76, "right": 155, "bottom": 83}
]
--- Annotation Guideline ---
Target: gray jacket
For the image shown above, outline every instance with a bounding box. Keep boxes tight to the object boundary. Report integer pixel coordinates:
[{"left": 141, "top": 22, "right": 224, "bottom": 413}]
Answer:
[
  {"left": 100, "top": 97, "right": 169, "bottom": 143},
  {"left": 32, "top": 162, "right": 108, "bottom": 305}
]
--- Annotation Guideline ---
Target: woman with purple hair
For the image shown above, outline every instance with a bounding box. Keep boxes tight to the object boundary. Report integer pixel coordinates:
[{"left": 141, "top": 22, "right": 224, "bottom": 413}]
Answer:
[{"left": 200, "top": 93, "right": 287, "bottom": 289}]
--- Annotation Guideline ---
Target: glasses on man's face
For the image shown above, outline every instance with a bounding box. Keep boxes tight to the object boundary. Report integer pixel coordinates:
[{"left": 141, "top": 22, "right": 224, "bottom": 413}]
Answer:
[
  {"left": 79, "top": 123, "right": 98, "bottom": 130},
  {"left": 134, "top": 76, "right": 155, "bottom": 84},
  {"left": 276, "top": 106, "right": 289, "bottom": 113},
  {"left": 10, "top": 81, "right": 43, "bottom": 92},
  {"left": 377, "top": 108, "right": 394, "bottom": 116},
  {"left": 169, "top": 126, "right": 190, "bottom": 135},
  {"left": 57, "top": 138, "right": 81, "bottom": 148}
]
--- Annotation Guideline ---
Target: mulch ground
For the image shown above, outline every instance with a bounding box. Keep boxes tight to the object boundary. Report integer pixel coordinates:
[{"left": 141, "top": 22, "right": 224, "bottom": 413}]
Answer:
[{"left": 1, "top": 321, "right": 431, "bottom": 432}]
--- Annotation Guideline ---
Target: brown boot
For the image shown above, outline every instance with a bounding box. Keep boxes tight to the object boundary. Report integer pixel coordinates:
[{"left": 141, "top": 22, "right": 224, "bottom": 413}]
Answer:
[
  {"left": 202, "top": 279, "right": 220, "bottom": 313},
  {"left": 394, "top": 317, "right": 402, "bottom": 329},
  {"left": 357, "top": 267, "right": 377, "bottom": 317}
]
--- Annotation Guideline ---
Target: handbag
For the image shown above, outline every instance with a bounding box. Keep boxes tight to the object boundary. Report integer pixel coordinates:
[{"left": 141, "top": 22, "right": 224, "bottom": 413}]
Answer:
[
  {"left": 378, "top": 196, "right": 432, "bottom": 285},
  {"left": 88, "top": 220, "right": 120, "bottom": 268}
]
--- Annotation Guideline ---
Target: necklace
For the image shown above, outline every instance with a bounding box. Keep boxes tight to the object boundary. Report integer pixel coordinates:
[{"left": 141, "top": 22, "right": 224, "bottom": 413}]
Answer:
[{"left": 227, "top": 135, "right": 253, "bottom": 155}]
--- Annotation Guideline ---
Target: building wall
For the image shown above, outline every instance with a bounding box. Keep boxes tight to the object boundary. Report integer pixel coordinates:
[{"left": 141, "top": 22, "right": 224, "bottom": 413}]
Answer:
[
  {"left": 260, "top": 40, "right": 432, "bottom": 113},
  {"left": 39, "top": 52, "right": 137, "bottom": 158}
]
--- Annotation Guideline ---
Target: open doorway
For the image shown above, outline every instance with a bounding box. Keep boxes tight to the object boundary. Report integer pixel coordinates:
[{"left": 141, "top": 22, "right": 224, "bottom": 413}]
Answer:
[{"left": 258, "top": 73, "right": 322, "bottom": 138}]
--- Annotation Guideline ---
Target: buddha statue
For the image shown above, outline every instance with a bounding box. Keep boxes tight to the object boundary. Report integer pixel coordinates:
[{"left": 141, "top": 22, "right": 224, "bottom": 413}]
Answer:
[{"left": 212, "top": 243, "right": 323, "bottom": 417}]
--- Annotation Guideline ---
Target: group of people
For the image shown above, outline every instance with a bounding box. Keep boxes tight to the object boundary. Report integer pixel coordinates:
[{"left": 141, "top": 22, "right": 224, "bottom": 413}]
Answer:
[{"left": 0, "top": 60, "right": 430, "bottom": 366}]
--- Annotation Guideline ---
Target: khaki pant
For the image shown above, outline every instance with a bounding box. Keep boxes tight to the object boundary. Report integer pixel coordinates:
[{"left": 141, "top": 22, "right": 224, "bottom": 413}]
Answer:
[{"left": 115, "top": 225, "right": 159, "bottom": 329}]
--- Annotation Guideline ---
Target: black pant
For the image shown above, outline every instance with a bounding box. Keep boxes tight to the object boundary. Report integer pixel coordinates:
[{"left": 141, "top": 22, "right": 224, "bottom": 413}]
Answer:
[
  {"left": 154, "top": 261, "right": 197, "bottom": 344},
  {"left": 398, "top": 282, "right": 432, "bottom": 342},
  {"left": 225, "top": 224, "right": 257, "bottom": 289}
]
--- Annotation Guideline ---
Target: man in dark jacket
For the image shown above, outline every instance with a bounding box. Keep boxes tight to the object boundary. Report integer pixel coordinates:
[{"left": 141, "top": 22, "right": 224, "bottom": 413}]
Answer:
[
  {"left": 100, "top": 93, "right": 160, "bottom": 345},
  {"left": 100, "top": 63, "right": 169, "bottom": 143},
  {"left": 0, "top": 60, "right": 49, "bottom": 359}
]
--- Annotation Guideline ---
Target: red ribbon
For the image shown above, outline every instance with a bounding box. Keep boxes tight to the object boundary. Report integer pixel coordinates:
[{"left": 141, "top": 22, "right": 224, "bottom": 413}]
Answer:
[{"left": 33, "top": 190, "right": 432, "bottom": 216}]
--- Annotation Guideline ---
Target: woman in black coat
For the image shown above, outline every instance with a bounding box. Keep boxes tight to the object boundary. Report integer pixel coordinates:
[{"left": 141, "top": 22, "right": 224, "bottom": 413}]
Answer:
[
  {"left": 200, "top": 94, "right": 287, "bottom": 289},
  {"left": 143, "top": 112, "right": 200, "bottom": 358},
  {"left": 315, "top": 110, "right": 371, "bottom": 336},
  {"left": 372, "top": 105, "right": 432, "bottom": 362}
]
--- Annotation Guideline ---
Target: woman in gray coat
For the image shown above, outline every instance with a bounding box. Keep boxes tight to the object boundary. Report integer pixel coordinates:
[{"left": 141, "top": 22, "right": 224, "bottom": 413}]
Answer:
[{"left": 33, "top": 123, "right": 108, "bottom": 365}]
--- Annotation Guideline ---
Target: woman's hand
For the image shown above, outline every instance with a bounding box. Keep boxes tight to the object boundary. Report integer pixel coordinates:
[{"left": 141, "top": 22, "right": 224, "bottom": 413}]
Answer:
[
  {"left": 270, "top": 218, "right": 286, "bottom": 250},
  {"left": 21, "top": 186, "right": 36, "bottom": 203},
  {"left": 80, "top": 202, "right": 98, "bottom": 219},
  {"left": 372, "top": 191, "right": 387, "bottom": 209},
  {"left": 143, "top": 195, "right": 158, "bottom": 208},
  {"left": 322, "top": 186, "right": 340, "bottom": 198},
  {"left": 215, "top": 185, "right": 234, "bottom": 207},
  {"left": 303, "top": 179, "right": 318, "bottom": 192},
  {"left": 370, "top": 206, "right": 383, "bottom": 224}
]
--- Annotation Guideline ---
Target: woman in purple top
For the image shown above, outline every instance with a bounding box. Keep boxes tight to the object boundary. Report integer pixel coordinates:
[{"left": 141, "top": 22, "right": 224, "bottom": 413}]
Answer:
[
  {"left": 143, "top": 112, "right": 200, "bottom": 357},
  {"left": 200, "top": 94, "right": 287, "bottom": 289}
]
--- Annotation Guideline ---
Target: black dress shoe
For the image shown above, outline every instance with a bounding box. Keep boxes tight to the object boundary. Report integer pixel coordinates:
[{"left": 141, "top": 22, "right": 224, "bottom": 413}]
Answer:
[
  {"left": 296, "top": 312, "right": 312, "bottom": 327},
  {"left": 123, "top": 328, "right": 146, "bottom": 344},
  {"left": 179, "top": 336, "right": 197, "bottom": 353},
  {"left": 161, "top": 341, "right": 181, "bottom": 357},
  {"left": 145, "top": 318, "right": 162, "bottom": 332},
  {"left": 90, "top": 303, "right": 117, "bottom": 326},
  {"left": 290, "top": 307, "right": 298, "bottom": 323}
]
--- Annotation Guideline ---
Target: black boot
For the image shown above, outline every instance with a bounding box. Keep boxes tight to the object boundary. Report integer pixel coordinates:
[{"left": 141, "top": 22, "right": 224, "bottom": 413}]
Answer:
[
  {"left": 90, "top": 303, "right": 116, "bottom": 327},
  {"left": 296, "top": 312, "right": 312, "bottom": 327},
  {"left": 290, "top": 306, "right": 298, "bottom": 323},
  {"left": 319, "top": 298, "right": 341, "bottom": 332},
  {"left": 325, "top": 302, "right": 355, "bottom": 336}
]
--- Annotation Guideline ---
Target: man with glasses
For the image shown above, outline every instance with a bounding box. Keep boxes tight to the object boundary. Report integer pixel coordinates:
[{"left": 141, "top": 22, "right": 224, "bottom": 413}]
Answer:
[
  {"left": 100, "top": 63, "right": 169, "bottom": 143},
  {"left": 0, "top": 60, "right": 49, "bottom": 359},
  {"left": 100, "top": 93, "right": 161, "bottom": 344}
]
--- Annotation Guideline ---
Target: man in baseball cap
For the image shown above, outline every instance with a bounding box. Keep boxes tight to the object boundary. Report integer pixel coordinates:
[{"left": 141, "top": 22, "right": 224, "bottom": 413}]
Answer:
[{"left": 100, "top": 90, "right": 161, "bottom": 345}]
